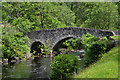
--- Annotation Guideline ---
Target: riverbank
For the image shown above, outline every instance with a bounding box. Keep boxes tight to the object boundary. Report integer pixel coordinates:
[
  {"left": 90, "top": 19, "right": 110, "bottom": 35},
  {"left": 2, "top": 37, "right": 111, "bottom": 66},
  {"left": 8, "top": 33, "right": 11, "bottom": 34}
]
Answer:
[{"left": 73, "top": 45, "right": 119, "bottom": 78}]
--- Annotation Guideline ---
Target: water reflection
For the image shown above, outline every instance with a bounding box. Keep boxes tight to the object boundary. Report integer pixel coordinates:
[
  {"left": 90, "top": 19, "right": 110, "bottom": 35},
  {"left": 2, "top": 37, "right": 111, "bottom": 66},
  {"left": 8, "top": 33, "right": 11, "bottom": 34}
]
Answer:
[
  {"left": 2, "top": 60, "right": 31, "bottom": 78},
  {"left": 2, "top": 57, "right": 52, "bottom": 79},
  {"left": 30, "top": 57, "right": 52, "bottom": 79}
]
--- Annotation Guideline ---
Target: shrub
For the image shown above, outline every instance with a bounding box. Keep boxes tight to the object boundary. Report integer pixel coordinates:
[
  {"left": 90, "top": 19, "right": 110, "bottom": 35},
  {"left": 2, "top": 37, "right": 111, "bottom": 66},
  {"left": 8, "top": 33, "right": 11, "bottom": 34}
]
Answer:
[
  {"left": 82, "top": 33, "right": 99, "bottom": 50},
  {"left": 84, "top": 41, "right": 106, "bottom": 67},
  {"left": 49, "top": 54, "right": 79, "bottom": 80},
  {"left": 1, "top": 23, "right": 30, "bottom": 60},
  {"left": 62, "top": 38, "right": 83, "bottom": 50},
  {"left": 81, "top": 33, "right": 108, "bottom": 67}
]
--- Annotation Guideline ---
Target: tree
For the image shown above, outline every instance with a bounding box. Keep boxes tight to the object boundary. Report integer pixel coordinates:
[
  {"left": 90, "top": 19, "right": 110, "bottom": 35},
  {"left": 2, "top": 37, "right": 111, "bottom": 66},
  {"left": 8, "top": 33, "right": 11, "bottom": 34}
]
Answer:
[
  {"left": 2, "top": 2, "right": 76, "bottom": 60},
  {"left": 2, "top": 2, "right": 75, "bottom": 32},
  {"left": 82, "top": 3, "right": 118, "bottom": 30},
  {"left": 66, "top": 2, "right": 119, "bottom": 30},
  {"left": 1, "top": 23, "right": 30, "bottom": 60}
]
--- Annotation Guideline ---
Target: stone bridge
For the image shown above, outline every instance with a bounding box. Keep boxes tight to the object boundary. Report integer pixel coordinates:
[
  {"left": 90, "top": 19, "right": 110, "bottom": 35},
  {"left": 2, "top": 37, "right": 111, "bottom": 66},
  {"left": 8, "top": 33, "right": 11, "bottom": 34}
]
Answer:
[{"left": 27, "top": 27, "right": 115, "bottom": 53}]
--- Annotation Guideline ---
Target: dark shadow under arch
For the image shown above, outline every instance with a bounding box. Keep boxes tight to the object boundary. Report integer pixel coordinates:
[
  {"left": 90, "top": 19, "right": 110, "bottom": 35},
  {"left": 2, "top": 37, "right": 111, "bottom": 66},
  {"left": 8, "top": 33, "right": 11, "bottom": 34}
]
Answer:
[{"left": 30, "top": 41, "right": 45, "bottom": 56}]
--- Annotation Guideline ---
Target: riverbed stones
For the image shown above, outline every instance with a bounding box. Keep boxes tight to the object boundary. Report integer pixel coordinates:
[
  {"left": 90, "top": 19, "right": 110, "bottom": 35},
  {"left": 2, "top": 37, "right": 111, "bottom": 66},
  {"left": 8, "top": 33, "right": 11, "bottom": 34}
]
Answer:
[
  {"left": 0, "top": 60, "right": 2, "bottom": 63},
  {"left": 11, "top": 60, "right": 17, "bottom": 63},
  {"left": 3, "top": 58, "right": 8, "bottom": 63}
]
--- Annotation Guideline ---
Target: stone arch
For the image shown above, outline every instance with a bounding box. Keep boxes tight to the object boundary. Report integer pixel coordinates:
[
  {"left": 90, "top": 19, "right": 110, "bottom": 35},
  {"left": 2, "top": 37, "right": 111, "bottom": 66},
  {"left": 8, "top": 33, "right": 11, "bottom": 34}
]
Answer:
[{"left": 52, "top": 35, "right": 83, "bottom": 52}]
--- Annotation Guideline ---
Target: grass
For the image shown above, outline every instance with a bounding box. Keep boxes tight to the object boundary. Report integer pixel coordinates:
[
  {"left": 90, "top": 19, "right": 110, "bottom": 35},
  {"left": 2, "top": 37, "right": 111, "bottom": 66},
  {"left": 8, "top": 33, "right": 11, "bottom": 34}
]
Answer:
[{"left": 73, "top": 45, "right": 119, "bottom": 78}]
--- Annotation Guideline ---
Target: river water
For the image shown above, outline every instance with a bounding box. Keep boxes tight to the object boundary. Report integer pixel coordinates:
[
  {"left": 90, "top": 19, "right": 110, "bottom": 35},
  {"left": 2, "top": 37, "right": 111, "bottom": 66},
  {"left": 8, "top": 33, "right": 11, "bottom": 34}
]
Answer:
[{"left": 2, "top": 53, "right": 84, "bottom": 79}]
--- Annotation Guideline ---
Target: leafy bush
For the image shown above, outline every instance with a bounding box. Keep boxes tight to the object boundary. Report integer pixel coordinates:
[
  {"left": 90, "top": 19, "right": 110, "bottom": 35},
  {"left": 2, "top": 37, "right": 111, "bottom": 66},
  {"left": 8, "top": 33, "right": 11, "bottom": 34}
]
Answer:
[
  {"left": 82, "top": 33, "right": 107, "bottom": 67},
  {"left": 84, "top": 41, "right": 106, "bottom": 67},
  {"left": 1, "top": 23, "right": 30, "bottom": 60},
  {"left": 82, "top": 33, "right": 99, "bottom": 50},
  {"left": 62, "top": 38, "right": 83, "bottom": 50},
  {"left": 49, "top": 54, "right": 79, "bottom": 80}
]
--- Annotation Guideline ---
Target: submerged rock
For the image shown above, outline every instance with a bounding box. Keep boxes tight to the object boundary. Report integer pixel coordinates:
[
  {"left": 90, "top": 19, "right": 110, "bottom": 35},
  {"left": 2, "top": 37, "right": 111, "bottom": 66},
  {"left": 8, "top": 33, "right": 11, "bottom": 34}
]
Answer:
[
  {"left": 25, "top": 53, "right": 32, "bottom": 59},
  {"left": 43, "top": 55, "right": 50, "bottom": 58},
  {"left": 11, "top": 60, "right": 17, "bottom": 63},
  {"left": 14, "top": 57, "right": 19, "bottom": 61}
]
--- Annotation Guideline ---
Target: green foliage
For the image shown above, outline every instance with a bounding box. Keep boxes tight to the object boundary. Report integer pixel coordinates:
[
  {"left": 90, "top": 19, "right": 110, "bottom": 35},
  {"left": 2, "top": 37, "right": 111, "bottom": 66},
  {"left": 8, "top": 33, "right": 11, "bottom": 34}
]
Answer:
[
  {"left": 62, "top": 38, "right": 82, "bottom": 50},
  {"left": 66, "top": 2, "right": 119, "bottom": 30},
  {"left": 41, "top": 40, "right": 52, "bottom": 56},
  {"left": 82, "top": 33, "right": 99, "bottom": 50},
  {"left": 82, "top": 33, "right": 107, "bottom": 67},
  {"left": 49, "top": 54, "right": 79, "bottom": 80},
  {"left": 111, "top": 36, "right": 120, "bottom": 41},
  {"left": 1, "top": 2, "right": 119, "bottom": 61},
  {"left": 73, "top": 46, "right": 119, "bottom": 78},
  {"left": 82, "top": 3, "right": 118, "bottom": 30},
  {"left": 1, "top": 23, "right": 30, "bottom": 60},
  {"left": 84, "top": 41, "right": 106, "bottom": 67},
  {"left": 2, "top": 2, "right": 119, "bottom": 31},
  {"left": 2, "top": 2, "right": 75, "bottom": 31}
]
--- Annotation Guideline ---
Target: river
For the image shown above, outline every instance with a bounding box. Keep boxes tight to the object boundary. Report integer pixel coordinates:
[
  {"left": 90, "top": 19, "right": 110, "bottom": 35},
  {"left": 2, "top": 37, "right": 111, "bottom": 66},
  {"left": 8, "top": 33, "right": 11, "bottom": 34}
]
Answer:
[{"left": 2, "top": 52, "right": 84, "bottom": 79}]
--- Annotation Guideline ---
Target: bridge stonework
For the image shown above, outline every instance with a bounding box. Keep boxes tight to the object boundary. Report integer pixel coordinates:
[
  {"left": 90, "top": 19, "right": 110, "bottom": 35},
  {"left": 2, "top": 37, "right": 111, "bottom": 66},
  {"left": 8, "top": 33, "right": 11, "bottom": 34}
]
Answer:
[{"left": 27, "top": 27, "right": 114, "bottom": 51}]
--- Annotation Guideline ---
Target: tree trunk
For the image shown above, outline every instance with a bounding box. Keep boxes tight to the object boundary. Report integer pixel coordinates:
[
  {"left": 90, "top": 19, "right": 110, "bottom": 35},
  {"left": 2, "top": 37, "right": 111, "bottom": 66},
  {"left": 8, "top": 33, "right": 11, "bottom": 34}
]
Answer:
[
  {"left": 71, "top": 3, "right": 73, "bottom": 11},
  {"left": 40, "top": 9, "right": 44, "bottom": 29}
]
